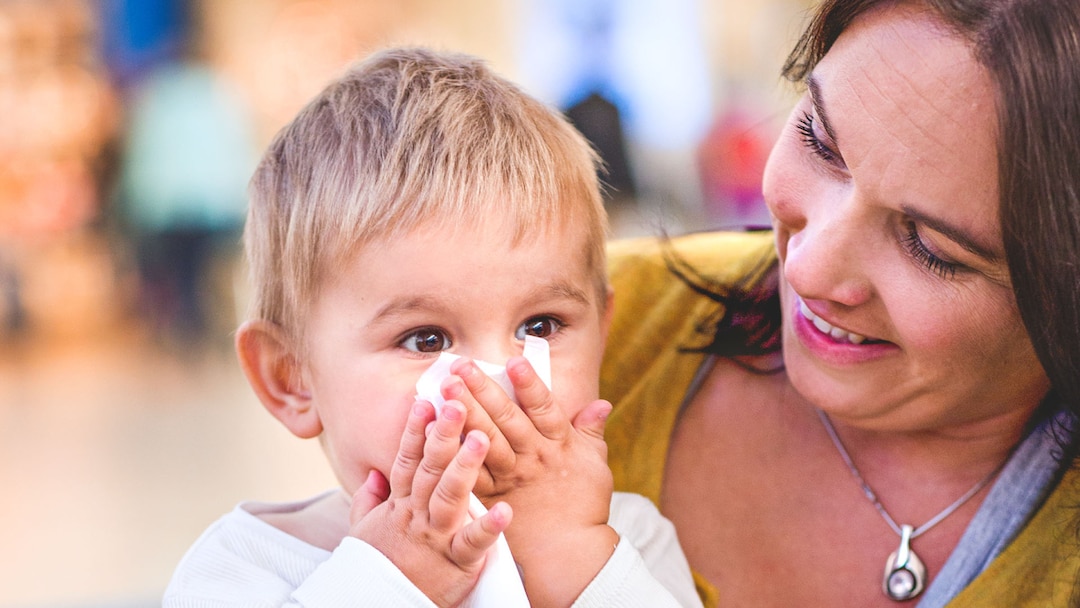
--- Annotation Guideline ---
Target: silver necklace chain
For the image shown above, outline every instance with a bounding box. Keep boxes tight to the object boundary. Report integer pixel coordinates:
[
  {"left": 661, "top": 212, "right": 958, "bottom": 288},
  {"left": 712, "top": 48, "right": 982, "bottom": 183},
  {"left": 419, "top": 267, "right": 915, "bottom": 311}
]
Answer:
[{"left": 816, "top": 409, "right": 1004, "bottom": 539}]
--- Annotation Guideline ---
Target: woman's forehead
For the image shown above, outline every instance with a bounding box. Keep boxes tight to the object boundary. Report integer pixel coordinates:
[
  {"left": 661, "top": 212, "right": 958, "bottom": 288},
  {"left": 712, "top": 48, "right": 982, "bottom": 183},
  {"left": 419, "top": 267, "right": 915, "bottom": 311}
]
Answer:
[
  {"left": 813, "top": 5, "right": 1000, "bottom": 237},
  {"left": 820, "top": 5, "right": 994, "bottom": 138}
]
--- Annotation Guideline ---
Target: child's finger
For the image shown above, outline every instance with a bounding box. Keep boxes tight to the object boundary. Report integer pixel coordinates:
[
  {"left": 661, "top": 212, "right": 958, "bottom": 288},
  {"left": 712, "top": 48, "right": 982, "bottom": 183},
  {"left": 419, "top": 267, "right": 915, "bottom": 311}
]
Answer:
[
  {"left": 441, "top": 363, "right": 516, "bottom": 462},
  {"left": 412, "top": 400, "right": 468, "bottom": 498},
  {"left": 571, "top": 398, "right": 612, "bottom": 447},
  {"left": 428, "top": 429, "right": 488, "bottom": 531},
  {"left": 450, "top": 358, "right": 537, "bottom": 449},
  {"left": 451, "top": 382, "right": 501, "bottom": 450},
  {"left": 450, "top": 501, "right": 513, "bottom": 567},
  {"left": 505, "top": 355, "right": 571, "bottom": 441},
  {"left": 437, "top": 377, "right": 510, "bottom": 497},
  {"left": 389, "top": 400, "right": 437, "bottom": 498},
  {"left": 349, "top": 469, "right": 390, "bottom": 525}
]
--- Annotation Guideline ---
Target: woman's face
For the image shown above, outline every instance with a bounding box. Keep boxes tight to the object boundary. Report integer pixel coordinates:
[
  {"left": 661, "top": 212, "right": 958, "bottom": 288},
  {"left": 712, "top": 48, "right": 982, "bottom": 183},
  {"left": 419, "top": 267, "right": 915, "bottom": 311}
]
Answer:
[{"left": 762, "top": 4, "right": 1050, "bottom": 431}]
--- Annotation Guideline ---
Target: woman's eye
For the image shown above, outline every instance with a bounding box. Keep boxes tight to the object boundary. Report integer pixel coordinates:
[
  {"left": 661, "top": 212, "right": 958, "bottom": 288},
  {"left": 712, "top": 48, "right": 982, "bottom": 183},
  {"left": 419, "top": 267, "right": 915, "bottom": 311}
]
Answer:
[
  {"left": 900, "top": 222, "right": 963, "bottom": 280},
  {"left": 401, "top": 328, "right": 451, "bottom": 353},
  {"left": 515, "top": 317, "right": 561, "bottom": 340},
  {"left": 795, "top": 110, "right": 841, "bottom": 165}
]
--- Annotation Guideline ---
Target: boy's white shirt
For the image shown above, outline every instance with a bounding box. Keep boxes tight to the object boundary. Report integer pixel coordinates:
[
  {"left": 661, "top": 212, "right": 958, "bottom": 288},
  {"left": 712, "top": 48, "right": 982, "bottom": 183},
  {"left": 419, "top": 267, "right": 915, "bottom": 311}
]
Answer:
[
  {"left": 162, "top": 491, "right": 702, "bottom": 607},
  {"left": 165, "top": 338, "right": 701, "bottom": 606}
]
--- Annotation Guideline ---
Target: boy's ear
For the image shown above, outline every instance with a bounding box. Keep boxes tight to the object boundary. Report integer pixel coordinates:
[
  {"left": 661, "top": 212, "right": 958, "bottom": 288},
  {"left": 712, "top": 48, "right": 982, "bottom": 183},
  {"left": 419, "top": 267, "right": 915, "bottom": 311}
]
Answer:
[{"left": 235, "top": 320, "right": 322, "bottom": 439}]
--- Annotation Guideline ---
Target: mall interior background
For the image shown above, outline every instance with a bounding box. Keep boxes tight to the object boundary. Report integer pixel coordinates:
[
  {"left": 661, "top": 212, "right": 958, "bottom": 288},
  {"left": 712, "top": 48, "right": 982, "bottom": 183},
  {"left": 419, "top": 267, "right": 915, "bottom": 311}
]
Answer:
[{"left": 0, "top": 0, "right": 808, "bottom": 605}]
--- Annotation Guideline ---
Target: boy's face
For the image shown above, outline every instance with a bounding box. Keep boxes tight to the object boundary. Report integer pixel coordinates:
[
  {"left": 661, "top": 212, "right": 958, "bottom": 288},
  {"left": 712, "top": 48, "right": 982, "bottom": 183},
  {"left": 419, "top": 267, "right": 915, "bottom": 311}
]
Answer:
[{"left": 300, "top": 218, "right": 611, "bottom": 494}]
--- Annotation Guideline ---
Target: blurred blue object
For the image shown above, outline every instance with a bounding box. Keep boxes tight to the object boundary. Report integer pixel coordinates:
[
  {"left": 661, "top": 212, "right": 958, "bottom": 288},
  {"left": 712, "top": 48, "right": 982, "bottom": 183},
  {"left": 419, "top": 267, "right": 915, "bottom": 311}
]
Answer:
[
  {"left": 98, "top": 0, "right": 191, "bottom": 87},
  {"left": 518, "top": 0, "right": 712, "bottom": 150}
]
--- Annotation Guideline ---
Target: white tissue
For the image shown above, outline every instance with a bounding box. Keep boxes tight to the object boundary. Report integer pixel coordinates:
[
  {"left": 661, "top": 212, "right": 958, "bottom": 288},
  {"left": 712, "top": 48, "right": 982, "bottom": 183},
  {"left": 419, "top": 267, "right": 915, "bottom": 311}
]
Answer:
[
  {"left": 412, "top": 336, "right": 550, "bottom": 607},
  {"left": 414, "top": 335, "right": 551, "bottom": 413},
  {"left": 463, "top": 494, "right": 529, "bottom": 607}
]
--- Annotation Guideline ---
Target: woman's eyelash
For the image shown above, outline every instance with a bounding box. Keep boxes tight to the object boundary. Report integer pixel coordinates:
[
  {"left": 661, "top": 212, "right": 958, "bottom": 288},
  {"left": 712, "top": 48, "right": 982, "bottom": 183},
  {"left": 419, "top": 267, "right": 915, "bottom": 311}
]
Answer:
[
  {"left": 901, "top": 225, "right": 960, "bottom": 279},
  {"left": 796, "top": 111, "right": 839, "bottom": 163}
]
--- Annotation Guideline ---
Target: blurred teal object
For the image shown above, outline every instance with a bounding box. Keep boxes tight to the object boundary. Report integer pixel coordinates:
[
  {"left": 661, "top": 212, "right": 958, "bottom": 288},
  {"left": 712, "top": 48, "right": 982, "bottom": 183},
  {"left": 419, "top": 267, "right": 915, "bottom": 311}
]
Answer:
[
  {"left": 118, "top": 62, "right": 256, "bottom": 345},
  {"left": 120, "top": 62, "right": 255, "bottom": 233}
]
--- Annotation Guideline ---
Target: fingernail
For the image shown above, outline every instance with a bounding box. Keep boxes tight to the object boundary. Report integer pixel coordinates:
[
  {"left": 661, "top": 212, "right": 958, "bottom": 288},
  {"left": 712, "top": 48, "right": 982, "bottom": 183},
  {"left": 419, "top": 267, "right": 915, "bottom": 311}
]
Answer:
[
  {"left": 489, "top": 502, "right": 508, "bottom": 525},
  {"left": 507, "top": 357, "right": 530, "bottom": 376},
  {"left": 441, "top": 403, "right": 462, "bottom": 421},
  {"left": 465, "top": 432, "right": 484, "bottom": 451},
  {"left": 598, "top": 403, "right": 612, "bottom": 421},
  {"left": 443, "top": 377, "right": 464, "bottom": 399},
  {"left": 412, "top": 401, "right": 428, "bottom": 417},
  {"left": 363, "top": 469, "right": 383, "bottom": 490},
  {"left": 455, "top": 360, "right": 477, "bottom": 378}
]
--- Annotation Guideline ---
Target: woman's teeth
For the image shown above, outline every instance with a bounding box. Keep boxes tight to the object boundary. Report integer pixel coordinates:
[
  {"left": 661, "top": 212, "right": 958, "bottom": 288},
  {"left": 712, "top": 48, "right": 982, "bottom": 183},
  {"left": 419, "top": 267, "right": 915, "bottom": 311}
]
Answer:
[{"left": 798, "top": 298, "right": 868, "bottom": 345}]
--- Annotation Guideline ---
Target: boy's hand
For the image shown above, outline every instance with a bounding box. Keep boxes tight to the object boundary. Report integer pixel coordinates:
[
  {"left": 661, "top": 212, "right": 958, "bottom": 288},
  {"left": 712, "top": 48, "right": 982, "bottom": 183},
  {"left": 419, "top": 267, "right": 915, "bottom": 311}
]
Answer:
[
  {"left": 445, "top": 358, "right": 619, "bottom": 608},
  {"left": 349, "top": 399, "right": 513, "bottom": 608}
]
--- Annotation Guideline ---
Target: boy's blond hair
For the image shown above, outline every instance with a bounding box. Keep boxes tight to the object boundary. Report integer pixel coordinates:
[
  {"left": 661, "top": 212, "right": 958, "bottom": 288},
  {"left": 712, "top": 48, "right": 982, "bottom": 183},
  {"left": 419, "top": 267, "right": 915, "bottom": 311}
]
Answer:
[{"left": 244, "top": 47, "right": 608, "bottom": 347}]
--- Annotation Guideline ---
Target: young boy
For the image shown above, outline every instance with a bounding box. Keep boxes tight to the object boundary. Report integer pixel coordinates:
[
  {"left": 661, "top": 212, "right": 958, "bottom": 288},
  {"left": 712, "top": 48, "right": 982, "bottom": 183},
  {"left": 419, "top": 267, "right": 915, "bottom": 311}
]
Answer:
[{"left": 164, "top": 47, "right": 699, "bottom": 607}]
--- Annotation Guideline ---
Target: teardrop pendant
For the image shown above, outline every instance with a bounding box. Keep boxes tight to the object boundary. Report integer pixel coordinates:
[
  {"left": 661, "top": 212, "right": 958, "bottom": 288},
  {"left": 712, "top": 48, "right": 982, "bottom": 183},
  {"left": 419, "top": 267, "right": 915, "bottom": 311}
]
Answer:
[{"left": 882, "top": 524, "right": 927, "bottom": 601}]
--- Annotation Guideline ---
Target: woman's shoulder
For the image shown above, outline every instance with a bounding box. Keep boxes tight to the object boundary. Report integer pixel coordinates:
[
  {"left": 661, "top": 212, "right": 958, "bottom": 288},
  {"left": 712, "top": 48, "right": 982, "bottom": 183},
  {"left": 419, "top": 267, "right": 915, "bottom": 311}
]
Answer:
[
  {"left": 606, "top": 229, "right": 775, "bottom": 279},
  {"left": 951, "top": 466, "right": 1080, "bottom": 606},
  {"left": 604, "top": 230, "right": 776, "bottom": 352}
]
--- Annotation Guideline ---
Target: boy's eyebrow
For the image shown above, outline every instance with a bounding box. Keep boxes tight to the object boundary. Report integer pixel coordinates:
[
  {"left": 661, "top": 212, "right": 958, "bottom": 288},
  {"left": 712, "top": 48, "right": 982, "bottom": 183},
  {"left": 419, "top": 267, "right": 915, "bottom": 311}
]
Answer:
[
  {"left": 526, "top": 281, "right": 592, "bottom": 306},
  {"left": 370, "top": 295, "right": 448, "bottom": 324},
  {"left": 807, "top": 75, "right": 840, "bottom": 146}
]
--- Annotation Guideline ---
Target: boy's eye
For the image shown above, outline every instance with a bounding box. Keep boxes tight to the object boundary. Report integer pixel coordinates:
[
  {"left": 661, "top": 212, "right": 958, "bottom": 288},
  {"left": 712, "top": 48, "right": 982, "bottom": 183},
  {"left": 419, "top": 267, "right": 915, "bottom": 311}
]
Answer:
[
  {"left": 401, "top": 328, "right": 451, "bottom": 353},
  {"left": 515, "top": 316, "right": 561, "bottom": 340}
]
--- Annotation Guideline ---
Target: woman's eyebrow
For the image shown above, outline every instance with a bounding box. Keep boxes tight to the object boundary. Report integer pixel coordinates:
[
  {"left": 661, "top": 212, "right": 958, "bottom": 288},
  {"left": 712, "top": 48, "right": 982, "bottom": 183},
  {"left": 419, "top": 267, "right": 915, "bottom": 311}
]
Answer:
[
  {"left": 807, "top": 75, "right": 840, "bottom": 146},
  {"left": 901, "top": 204, "right": 1002, "bottom": 262},
  {"left": 807, "top": 73, "right": 1001, "bottom": 264}
]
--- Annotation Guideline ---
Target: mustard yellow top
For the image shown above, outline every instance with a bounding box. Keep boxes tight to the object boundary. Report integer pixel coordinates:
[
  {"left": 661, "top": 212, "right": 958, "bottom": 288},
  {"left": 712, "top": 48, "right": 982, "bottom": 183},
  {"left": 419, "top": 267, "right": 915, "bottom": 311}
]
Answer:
[{"left": 600, "top": 230, "right": 1080, "bottom": 607}]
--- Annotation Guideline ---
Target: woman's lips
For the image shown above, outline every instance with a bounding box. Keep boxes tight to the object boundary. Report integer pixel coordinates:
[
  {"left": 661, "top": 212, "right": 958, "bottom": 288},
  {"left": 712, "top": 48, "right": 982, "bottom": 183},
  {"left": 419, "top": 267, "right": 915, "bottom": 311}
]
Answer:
[
  {"left": 798, "top": 297, "right": 871, "bottom": 344},
  {"left": 791, "top": 295, "right": 897, "bottom": 365}
]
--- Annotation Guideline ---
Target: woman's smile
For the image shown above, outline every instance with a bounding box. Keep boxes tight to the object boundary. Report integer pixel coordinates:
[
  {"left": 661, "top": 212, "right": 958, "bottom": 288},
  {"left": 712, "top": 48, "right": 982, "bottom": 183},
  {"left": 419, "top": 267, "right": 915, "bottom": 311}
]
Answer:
[
  {"left": 798, "top": 296, "right": 868, "bottom": 344},
  {"left": 791, "top": 294, "right": 897, "bottom": 366}
]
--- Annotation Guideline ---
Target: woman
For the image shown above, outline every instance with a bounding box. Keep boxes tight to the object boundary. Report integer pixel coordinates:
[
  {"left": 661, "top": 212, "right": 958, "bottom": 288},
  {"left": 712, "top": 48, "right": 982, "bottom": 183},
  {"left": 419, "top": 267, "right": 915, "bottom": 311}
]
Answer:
[{"left": 601, "top": 0, "right": 1080, "bottom": 606}]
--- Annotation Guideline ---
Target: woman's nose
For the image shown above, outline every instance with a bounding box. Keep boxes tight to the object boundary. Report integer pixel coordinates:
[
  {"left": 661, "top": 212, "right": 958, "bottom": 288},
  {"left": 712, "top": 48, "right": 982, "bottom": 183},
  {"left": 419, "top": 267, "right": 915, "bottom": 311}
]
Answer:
[{"left": 779, "top": 194, "right": 873, "bottom": 308}]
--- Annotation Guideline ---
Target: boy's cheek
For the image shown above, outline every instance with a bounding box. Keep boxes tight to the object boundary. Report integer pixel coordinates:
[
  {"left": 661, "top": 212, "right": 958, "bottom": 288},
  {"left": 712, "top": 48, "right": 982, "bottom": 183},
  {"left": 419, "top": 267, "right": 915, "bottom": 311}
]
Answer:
[
  {"left": 333, "top": 442, "right": 398, "bottom": 499},
  {"left": 552, "top": 380, "right": 602, "bottom": 420},
  {"left": 552, "top": 351, "right": 605, "bottom": 403},
  {"left": 327, "top": 398, "right": 415, "bottom": 481}
]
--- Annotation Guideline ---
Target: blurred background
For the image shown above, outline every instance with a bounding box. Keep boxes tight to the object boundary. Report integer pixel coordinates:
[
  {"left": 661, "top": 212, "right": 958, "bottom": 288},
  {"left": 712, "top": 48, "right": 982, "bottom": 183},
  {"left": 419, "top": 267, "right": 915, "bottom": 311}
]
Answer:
[{"left": 0, "top": 0, "right": 809, "bottom": 605}]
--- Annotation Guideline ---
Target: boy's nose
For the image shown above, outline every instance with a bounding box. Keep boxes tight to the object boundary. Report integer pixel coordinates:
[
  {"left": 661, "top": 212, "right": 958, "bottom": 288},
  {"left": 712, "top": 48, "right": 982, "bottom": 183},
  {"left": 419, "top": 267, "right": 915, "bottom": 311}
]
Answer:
[{"left": 460, "top": 338, "right": 522, "bottom": 368}]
